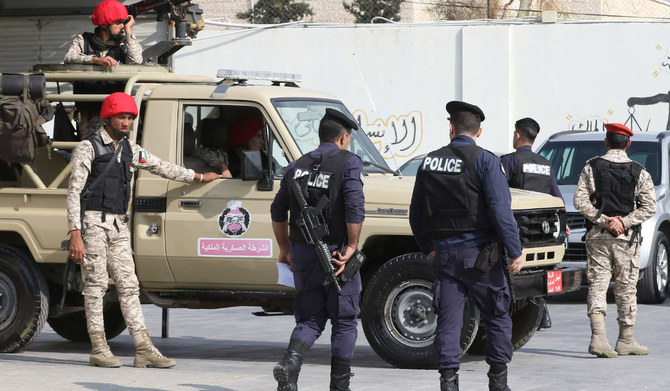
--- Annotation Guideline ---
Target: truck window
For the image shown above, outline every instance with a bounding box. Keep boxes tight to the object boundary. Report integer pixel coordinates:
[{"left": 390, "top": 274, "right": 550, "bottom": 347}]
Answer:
[{"left": 181, "top": 104, "right": 288, "bottom": 178}]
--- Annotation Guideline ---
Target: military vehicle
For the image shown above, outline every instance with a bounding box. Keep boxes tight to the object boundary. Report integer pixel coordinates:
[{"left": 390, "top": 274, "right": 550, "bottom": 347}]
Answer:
[{"left": 0, "top": 64, "right": 582, "bottom": 367}]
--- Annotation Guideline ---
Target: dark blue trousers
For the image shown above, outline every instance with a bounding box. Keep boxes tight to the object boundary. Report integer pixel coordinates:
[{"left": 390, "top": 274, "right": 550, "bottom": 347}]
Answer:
[
  {"left": 289, "top": 245, "right": 362, "bottom": 360},
  {"left": 432, "top": 241, "right": 513, "bottom": 370}
]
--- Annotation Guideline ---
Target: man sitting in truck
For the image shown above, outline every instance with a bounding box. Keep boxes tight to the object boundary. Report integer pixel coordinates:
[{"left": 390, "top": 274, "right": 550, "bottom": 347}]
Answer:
[
  {"left": 66, "top": 92, "right": 223, "bottom": 368},
  {"left": 227, "top": 116, "right": 283, "bottom": 177}
]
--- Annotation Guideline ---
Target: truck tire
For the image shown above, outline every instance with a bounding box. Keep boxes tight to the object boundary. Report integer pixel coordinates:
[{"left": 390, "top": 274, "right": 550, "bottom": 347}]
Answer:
[
  {"left": 47, "top": 302, "right": 126, "bottom": 343},
  {"left": 361, "top": 253, "right": 480, "bottom": 369},
  {"left": 638, "top": 233, "right": 669, "bottom": 304},
  {"left": 466, "top": 298, "right": 543, "bottom": 355},
  {"left": 0, "top": 245, "right": 49, "bottom": 353}
]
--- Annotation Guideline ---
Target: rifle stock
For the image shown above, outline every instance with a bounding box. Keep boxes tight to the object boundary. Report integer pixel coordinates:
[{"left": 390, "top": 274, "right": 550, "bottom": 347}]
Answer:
[{"left": 290, "top": 180, "right": 341, "bottom": 292}]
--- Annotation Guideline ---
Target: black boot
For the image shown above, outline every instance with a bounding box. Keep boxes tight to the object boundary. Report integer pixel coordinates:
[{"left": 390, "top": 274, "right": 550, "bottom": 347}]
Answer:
[
  {"left": 538, "top": 301, "right": 552, "bottom": 330},
  {"left": 330, "top": 356, "right": 353, "bottom": 391},
  {"left": 439, "top": 369, "right": 459, "bottom": 391},
  {"left": 274, "top": 340, "right": 308, "bottom": 391},
  {"left": 488, "top": 367, "right": 511, "bottom": 391}
]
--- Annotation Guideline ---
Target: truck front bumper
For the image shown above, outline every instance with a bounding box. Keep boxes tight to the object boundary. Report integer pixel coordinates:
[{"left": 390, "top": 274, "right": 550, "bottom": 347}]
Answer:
[{"left": 512, "top": 267, "right": 583, "bottom": 299}]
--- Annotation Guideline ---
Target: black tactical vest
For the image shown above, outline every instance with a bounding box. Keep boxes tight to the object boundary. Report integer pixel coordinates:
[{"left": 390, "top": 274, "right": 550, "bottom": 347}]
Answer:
[
  {"left": 83, "top": 133, "right": 134, "bottom": 215},
  {"left": 590, "top": 157, "right": 643, "bottom": 218},
  {"left": 82, "top": 32, "right": 125, "bottom": 62},
  {"left": 419, "top": 143, "right": 490, "bottom": 236},
  {"left": 508, "top": 150, "right": 553, "bottom": 194},
  {"left": 289, "top": 148, "right": 357, "bottom": 245}
]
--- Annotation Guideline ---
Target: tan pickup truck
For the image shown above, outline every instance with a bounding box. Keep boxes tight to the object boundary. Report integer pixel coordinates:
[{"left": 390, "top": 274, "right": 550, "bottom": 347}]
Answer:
[{"left": 0, "top": 65, "right": 581, "bottom": 368}]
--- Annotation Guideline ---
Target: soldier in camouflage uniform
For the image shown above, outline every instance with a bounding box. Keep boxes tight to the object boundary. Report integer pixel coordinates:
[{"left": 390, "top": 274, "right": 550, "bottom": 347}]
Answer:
[
  {"left": 64, "top": 0, "right": 143, "bottom": 68},
  {"left": 573, "top": 123, "right": 656, "bottom": 358},
  {"left": 63, "top": 0, "right": 144, "bottom": 139},
  {"left": 67, "top": 92, "right": 222, "bottom": 368}
]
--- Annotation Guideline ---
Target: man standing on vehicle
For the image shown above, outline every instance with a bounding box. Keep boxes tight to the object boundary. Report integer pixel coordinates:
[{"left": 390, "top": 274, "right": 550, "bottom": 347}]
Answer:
[
  {"left": 66, "top": 92, "right": 222, "bottom": 368},
  {"left": 500, "top": 117, "right": 569, "bottom": 330},
  {"left": 64, "top": 0, "right": 142, "bottom": 67},
  {"left": 574, "top": 123, "right": 656, "bottom": 358},
  {"left": 270, "top": 108, "right": 365, "bottom": 391},
  {"left": 410, "top": 101, "right": 523, "bottom": 391},
  {"left": 64, "top": 0, "right": 143, "bottom": 139}
]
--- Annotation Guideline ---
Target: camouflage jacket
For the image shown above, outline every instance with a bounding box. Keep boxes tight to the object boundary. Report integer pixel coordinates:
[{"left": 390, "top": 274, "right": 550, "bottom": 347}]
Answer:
[
  {"left": 64, "top": 33, "right": 143, "bottom": 65},
  {"left": 67, "top": 128, "right": 195, "bottom": 231},
  {"left": 573, "top": 149, "right": 657, "bottom": 241}
]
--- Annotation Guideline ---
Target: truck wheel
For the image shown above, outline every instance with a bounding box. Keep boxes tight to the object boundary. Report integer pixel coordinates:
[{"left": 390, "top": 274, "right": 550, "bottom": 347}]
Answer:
[
  {"left": 466, "top": 298, "right": 542, "bottom": 355},
  {"left": 638, "top": 233, "right": 669, "bottom": 304},
  {"left": 0, "top": 245, "right": 49, "bottom": 353},
  {"left": 361, "top": 253, "right": 480, "bottom": 369},
  {"left": 47, "top": 302, "right": 126, "bottom": 343}
]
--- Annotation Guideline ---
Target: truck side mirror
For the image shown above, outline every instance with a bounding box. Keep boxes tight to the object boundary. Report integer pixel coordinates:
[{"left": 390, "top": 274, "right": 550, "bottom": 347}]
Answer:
[{"left": 241, "top": 150, "right": 263, "bottom": 181}]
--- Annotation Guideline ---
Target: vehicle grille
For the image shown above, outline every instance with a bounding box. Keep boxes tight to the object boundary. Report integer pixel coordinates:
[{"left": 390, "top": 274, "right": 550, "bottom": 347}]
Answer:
[
  {"left": 514, "top": 209, "right": 564, "bottom": 248},
  {"left": 565, "top": 242, "right": 587, "bottom": 262},
  {"left": 567, "top": 212, "right": 587, "bottom": 230}
]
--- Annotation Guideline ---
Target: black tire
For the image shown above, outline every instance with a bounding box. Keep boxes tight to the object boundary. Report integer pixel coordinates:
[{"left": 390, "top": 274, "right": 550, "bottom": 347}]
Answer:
[
  {"left": 638, "top": 233, "right": 669, "bottom": 304},
  {"left": 466, "top": 298, "right": 542, "bottom": 355},
  {"left": 0, "top": 245, "right": 49, "bottom": 353},
  {"left": 47, "top": 301, "right": 126, "bottom": 343},
  {"left": 361, "top": 253, "right": 480, "bottom": 369}
]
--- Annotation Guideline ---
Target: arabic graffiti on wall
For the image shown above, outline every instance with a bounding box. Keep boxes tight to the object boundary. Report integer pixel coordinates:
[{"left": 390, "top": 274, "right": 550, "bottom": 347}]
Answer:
[
  {"left": 198, "top": 238, "right": 273, "bottom": 258},
  {"left": 352, "top": 110, "right": 424, "bottom": 160},
  {"left": 566, "top": 114, "right": 609, "bottom": 132}
]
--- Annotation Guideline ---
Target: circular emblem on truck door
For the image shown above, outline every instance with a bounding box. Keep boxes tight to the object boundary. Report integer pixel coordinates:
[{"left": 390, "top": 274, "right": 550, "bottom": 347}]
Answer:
[
  {"left": 218, "top": 200, "right": 251, "bottom": 237},
  {"left": 542, "top": 220, "right": 551, "bottom": 234}
]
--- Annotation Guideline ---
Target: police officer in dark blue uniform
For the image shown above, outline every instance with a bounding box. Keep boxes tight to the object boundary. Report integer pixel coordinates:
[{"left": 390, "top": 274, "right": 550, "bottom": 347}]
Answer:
[
  {"left": 410, "top": 101, "right": 523, "bottom": 391},
  {"left": 500, "top": 117, "right": 570, "bottom": 330},
  {"left": 270, "top": 108, "right": 365, "bottom": 391},
  {"left": 500, "top": 117, "right": 562, "bottom": 198}
]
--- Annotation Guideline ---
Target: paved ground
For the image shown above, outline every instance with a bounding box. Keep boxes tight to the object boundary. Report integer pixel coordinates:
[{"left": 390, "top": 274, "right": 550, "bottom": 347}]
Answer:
[{"left": 1, "top": 291, "right": 668, "bottom": 390}]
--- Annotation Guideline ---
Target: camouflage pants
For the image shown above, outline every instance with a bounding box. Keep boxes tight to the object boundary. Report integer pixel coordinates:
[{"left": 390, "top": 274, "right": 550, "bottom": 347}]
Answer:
[
  {"left": 586, "top": 239, "right": 640, "bottom": 326},
  {"left": 82, "top": 221, "right": 146, "bottom": 335}
]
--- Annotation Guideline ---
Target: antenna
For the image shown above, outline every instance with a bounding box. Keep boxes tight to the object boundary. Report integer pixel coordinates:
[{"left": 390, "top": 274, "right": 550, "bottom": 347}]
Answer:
[{"left": 352, "top": 52, "right": 402, "bottom": 173}]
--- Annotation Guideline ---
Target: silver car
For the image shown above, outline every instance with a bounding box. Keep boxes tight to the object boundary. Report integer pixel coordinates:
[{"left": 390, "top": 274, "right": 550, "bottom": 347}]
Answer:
[{"left": 537, "top": 130, "right": 669, "bottom": 304}]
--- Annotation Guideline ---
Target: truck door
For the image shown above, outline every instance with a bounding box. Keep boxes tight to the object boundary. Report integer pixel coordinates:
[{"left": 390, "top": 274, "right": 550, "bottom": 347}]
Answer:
[{"left": 164, "top": 103, "right": 291, "bottom": 289}]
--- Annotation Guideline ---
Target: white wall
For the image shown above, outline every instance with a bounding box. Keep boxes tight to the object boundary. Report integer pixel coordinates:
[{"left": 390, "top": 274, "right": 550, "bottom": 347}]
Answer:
[{"left": 174, "top": 21, "right": 670, "bottom": 169}]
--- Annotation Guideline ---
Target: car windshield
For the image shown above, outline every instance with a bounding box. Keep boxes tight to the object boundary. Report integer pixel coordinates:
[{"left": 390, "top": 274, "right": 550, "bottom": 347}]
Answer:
[
  {"left": 538, "top": 140, "right": 661, "bottom": 185},
  {"left": 272, "top": 99, "right": 393, "bottom": 174},
  {"left": 400, "top": 157, "right": 423, "bottom": 176}
]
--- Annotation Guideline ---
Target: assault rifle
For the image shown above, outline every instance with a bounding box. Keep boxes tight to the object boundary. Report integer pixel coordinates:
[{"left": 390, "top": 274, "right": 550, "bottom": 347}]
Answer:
[
  {"left": 290, "top": 180, "right": 342, "bottom": 292},
  {"left": 502, "top": 248, "right": 517, "bottom": 304}
]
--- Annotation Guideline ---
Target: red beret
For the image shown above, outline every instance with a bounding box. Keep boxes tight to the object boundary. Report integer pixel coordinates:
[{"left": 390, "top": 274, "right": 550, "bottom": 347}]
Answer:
[
  {"left": 604, "top": 123, "right": 633, "bottom": 137},
  {"left": 100, "top": 92, "right": 138, "bottom": 119},
  {"left": 229, "top": 117, "right": 263, "bottom": 147},
  {"left": 92, "top": 0, "right": 128, "bottom": 26}
]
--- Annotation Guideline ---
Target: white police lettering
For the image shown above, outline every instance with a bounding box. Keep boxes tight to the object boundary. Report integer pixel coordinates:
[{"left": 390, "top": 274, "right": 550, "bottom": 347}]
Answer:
[
  {"left": 293, "top": 169, "right": 310, "bottom": 179},
  {"left": 522, "top": 163, "right": 551, "bottom": 176},
  {"left": 422, "top": 156, "right": 463, "bottom": 173},
  {"left": 307, "top": 172, "right": 331, "bottom": 189}
]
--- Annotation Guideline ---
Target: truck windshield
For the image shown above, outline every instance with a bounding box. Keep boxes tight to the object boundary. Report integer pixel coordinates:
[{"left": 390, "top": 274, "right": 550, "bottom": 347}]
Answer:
[
  {"left": 538, "top": 140, "right": 661, "bottom": 185},
  {"left": 272, "top": 99, "right": 394, "bottom": 174}
]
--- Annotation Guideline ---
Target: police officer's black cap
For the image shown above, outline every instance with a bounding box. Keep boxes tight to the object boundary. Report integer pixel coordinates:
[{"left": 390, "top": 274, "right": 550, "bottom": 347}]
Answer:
[
  {"left": 445, "top": 101, "right": 485, "bottom": 122},
  {"left": 515, "top": 117, "right": 540, "bottom": 133},
  {"left": 322, "top": 108, "right": 359, "bottom": 131}
]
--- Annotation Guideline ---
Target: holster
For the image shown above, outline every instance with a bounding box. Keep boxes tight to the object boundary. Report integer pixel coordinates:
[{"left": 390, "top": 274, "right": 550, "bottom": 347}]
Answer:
[
  {"left": 336, "top": 250, "right": 366, "bottom": 285},
  {"left": 474, "top": 241, "right": 500, "bottom": 273}
]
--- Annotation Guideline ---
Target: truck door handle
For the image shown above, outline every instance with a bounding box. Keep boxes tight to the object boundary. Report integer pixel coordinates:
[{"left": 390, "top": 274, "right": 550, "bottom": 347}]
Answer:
[{"left": 179, "top": 200, "right": 202, "bottom": 208}]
